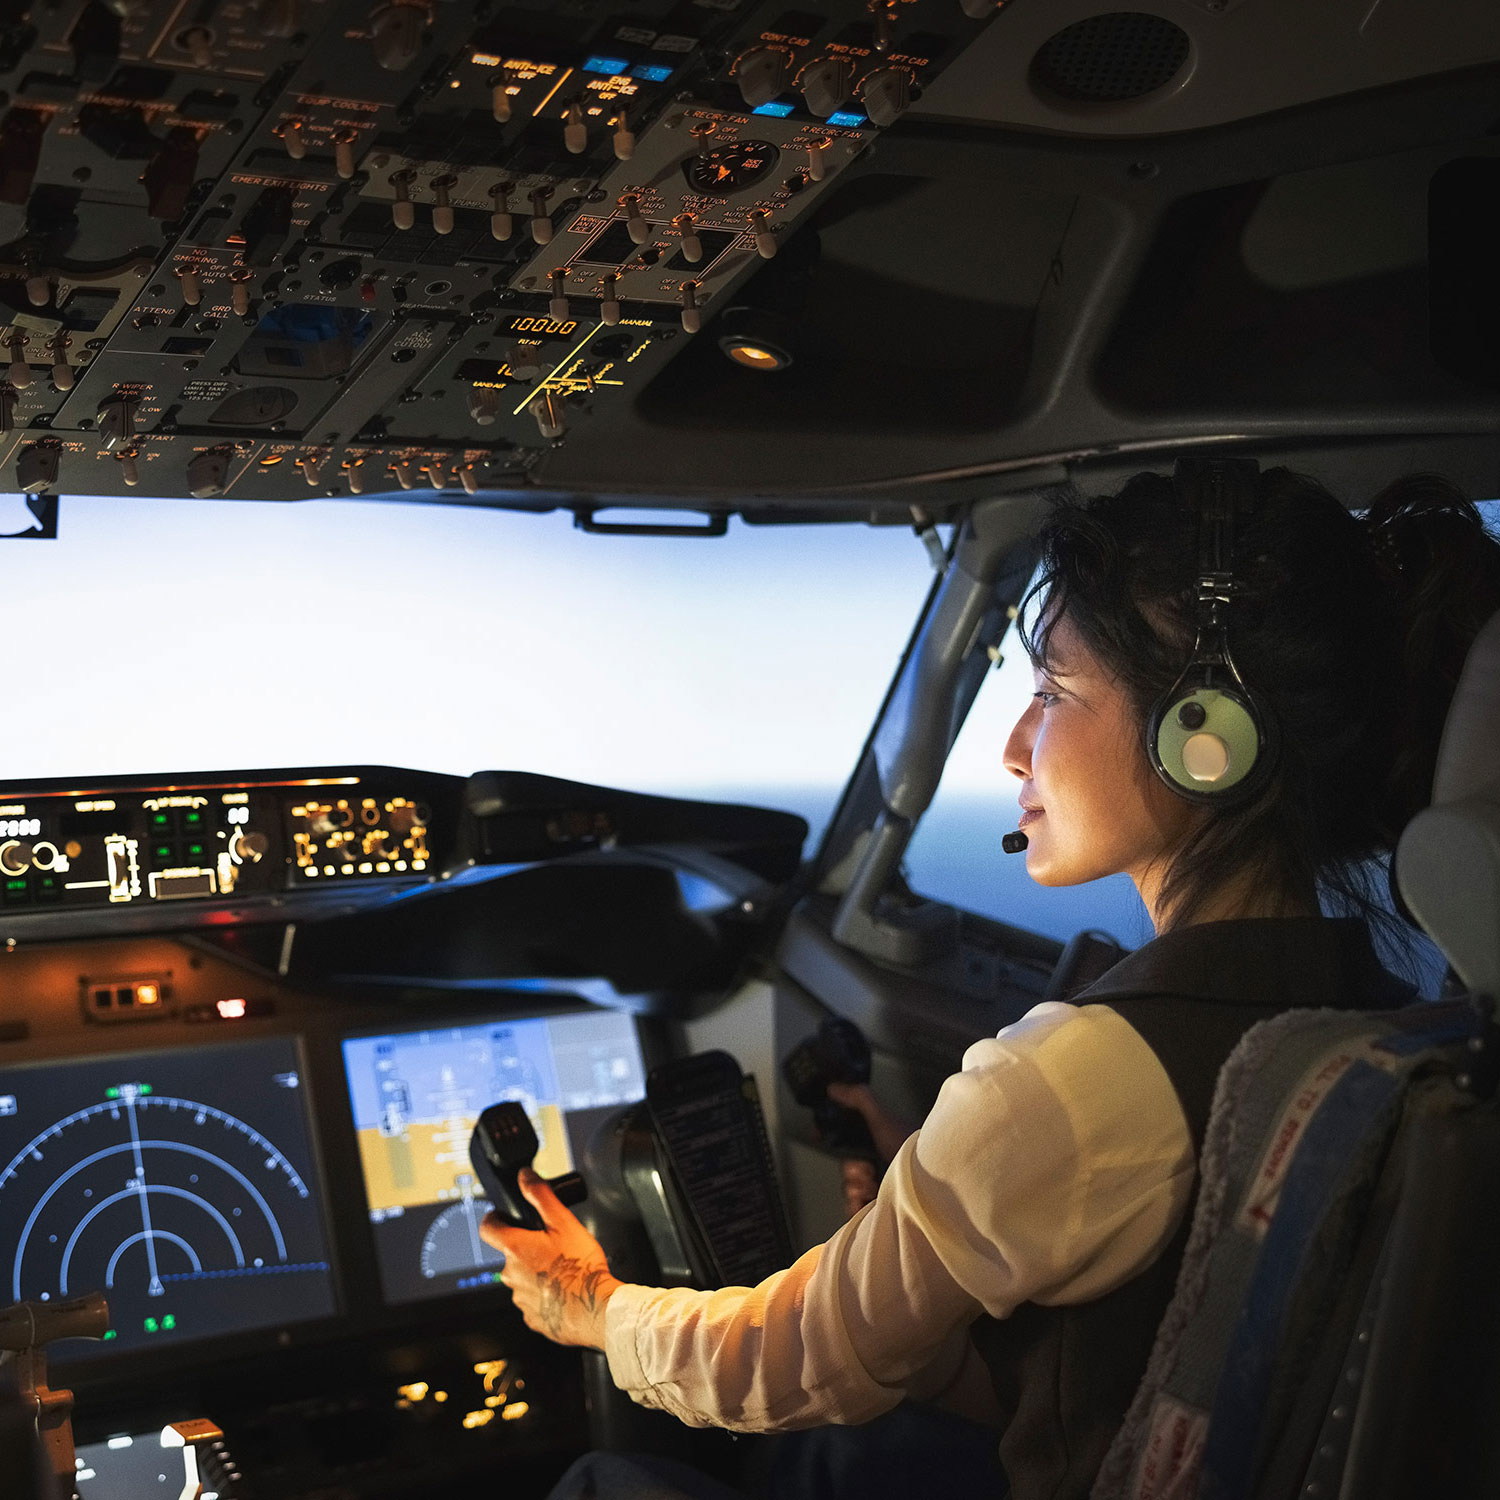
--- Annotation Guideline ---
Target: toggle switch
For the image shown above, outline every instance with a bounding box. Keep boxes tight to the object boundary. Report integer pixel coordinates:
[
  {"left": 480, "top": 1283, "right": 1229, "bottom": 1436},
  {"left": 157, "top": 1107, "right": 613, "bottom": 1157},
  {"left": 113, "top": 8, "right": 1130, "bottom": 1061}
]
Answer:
[
  {"left": 117, "top": 448, "right": 140, "bottom": 486},
  {"left": 296, "top": 451, "right": 323, "bottom": 486},
  {"left": 549, "top": 265, "right": 569, "bottom": 320},
  {"left": 431, "top": 173, "right": 457, "bottom": 234},
  {"left": 679, "top": 281, "right": 702, "bottom": 333},
  {"left": 490, "top": 70, "right": 512, "bottom": 122},
  {"left": 49, "top": 334, "right": 72, "bottom": 390},
  {"left": 806, "top": 138, "right": 830, "bottom": 182},
  {"left": 858, "top": 66, "right": 911, "bottom": 127},
  {"left": 460, "top": 464, "right": 480, "bottom": 494},
  {"left": 0, "top": 109, "right": 45, "bottom": 208},
  {"left": 283, "top": 119, "right": 307, "bottom": 160},
  {"left": 468, "top": 387, "right": 500, "bottom": 426},
  {"left": 870, "top": 0, "right": 895, "bottom": 52},
  {"left": 488, "top": 181, "right": 513, "bottom": 240},
  {"left": 334, "top": 128, "right": 358, "bottom": 180},
  {"left": 563, "top": 101, "right": 587, "bottom": 154},
  {"left": 5, "top": 331, "right": 29, "bottom": 388},
  {"left": 529, "top": 186, "right": 553, "bottom": 244},
  {"left": 181, "top": 25, "right": 213, "bottom": 67},
  {"left": 97, "top": 394, "right": 135, "bottom": 449},
  {"left": 611, "top": 111, "right": 634, "bottom": 160},
  {"left": 142, "top": 126, "right": 200, "bottom": 221},
  {"left": 346, "top": 457, "right": 368, "bottom": 493},
  {"left": 187, "top": 448, "right": 228, "bottom": 497},
  {"left": 390, "top": 168, "right": 416, "bottom": 230},
  {"left": 24, "top": 270, "right": 49, "bottom": 308},
  {"left": 599, "top": 272, "right": 620, "bottom": 326},
  {"left": 673, "top": 213, "right": 702, "bottom": 263},
  {"left": 426, "top": 462, "right": 447, "bottom": 490},
  {"left": 530, "top": 389, "right": 565, "bottom": 439},
  {"left": 177, "top": 265, "right": 202, "bottom": 306},
  {"left": 800, "top": 56, "right": 853, "bottom": 118},
  {"left": 392, "top": 460, "right": 418, "bottom": 489},
  {"left": 749, "top": 208, "right": 777, "bottom": 259},
  {"left": 733, "top": 46, "right": 790, "bottom": 108},
  {"left": 621, "top": 193, "right": 647, "bottom": 244},
  {"left": 230, "top": 268, "right": 255, "bottom": 317}
]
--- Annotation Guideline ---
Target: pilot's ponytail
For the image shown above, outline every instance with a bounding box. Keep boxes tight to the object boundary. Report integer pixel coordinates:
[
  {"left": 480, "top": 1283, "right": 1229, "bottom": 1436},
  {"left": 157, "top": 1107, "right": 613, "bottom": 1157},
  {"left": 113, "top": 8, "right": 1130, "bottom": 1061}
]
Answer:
[
  {"left": 1025, "top": 466, "right": 1500, "bottom": 943},
  {"left": 1362, "top": 474, "right": 1500, "bottom": 837}
]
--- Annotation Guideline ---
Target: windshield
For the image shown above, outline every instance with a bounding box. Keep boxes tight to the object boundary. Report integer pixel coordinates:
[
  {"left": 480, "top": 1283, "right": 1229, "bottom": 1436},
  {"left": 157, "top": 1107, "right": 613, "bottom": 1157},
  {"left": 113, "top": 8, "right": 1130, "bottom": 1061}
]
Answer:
[{"left": 5, "top": 494, "right": 937, "bottom": 849}]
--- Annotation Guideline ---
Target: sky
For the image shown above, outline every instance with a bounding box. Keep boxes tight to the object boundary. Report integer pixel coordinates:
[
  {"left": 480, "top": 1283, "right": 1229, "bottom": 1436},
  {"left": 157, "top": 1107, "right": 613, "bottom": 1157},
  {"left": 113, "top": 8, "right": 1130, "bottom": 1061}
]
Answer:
[{"left": 3, "top": 491, "right": 962, "bottom": 800}]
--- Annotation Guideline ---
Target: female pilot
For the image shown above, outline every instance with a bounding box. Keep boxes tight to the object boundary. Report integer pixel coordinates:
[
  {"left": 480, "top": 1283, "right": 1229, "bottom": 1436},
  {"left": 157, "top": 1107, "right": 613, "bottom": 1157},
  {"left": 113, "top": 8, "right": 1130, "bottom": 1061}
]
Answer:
[{"left": 481, "top": 466, "right": 1500, "bottom": 1500}]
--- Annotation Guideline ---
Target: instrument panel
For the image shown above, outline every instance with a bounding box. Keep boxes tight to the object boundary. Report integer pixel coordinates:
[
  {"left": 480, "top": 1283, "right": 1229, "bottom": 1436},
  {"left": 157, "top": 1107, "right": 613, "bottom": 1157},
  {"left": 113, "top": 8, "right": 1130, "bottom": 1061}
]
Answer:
[
  {"left": 0, "top": 0, "right": 1004, "bottom": 505},
  {"left": 0, "top": 915, "right": 665, "bottom": 1494},
  {"left": 0, "top": 770, "right": 444, "bottom": 915}
]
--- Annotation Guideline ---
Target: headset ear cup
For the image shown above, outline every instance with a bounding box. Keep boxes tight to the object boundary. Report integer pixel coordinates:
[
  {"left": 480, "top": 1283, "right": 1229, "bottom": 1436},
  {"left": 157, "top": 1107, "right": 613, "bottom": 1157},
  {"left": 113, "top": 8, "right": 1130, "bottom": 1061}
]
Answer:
[{"left": 1148, "top": 683, "right": 1272, "bottom": 802}]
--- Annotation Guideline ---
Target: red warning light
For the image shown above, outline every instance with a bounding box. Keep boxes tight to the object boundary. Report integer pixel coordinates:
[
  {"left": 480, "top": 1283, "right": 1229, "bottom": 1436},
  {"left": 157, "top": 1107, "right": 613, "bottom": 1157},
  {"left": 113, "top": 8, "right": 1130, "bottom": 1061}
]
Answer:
[{"left": 216, "top": 998, "right": 248, "bottom": 1019}]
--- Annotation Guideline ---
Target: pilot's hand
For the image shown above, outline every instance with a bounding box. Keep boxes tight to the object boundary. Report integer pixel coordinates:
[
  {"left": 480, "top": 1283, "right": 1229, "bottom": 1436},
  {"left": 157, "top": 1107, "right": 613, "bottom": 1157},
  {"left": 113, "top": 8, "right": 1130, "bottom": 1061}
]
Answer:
[
  {"left": 826, "top": 1080, "right": 914, "bottom": 1166},
  {"left": 480, "top": 1168, "right": 622, "bottom": 1351}
]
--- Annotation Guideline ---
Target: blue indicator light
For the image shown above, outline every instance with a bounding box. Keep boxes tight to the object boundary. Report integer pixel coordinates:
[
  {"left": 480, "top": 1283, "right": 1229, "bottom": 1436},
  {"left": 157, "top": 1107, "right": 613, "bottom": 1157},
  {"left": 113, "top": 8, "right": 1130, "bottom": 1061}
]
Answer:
[
  {"left": 827, "top": 111, "right": 867, "bottom": 127},
  {"left": 752, "top": 101, "right": 795, "bottom": 117},
  {"left": 630, "top": 63, "right": 674, "bottom": 82},
  {"left": 583, "top": 54, "right": 629, "bottom": 75}
]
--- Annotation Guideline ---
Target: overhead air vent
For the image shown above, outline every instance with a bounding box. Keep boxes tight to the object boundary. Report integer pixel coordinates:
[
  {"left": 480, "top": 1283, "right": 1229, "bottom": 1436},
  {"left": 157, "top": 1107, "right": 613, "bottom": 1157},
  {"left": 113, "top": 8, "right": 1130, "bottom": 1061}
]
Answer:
[{"left": 1031, "top": 12, "right": 1191, "bottom": 104}]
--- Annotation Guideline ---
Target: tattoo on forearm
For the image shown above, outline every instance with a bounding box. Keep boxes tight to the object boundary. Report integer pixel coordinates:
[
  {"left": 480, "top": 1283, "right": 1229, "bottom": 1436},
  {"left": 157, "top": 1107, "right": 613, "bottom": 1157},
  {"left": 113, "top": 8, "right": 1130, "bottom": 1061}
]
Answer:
[{"left": 535, "top": 1256, "right": 611, "bottom": 1340}]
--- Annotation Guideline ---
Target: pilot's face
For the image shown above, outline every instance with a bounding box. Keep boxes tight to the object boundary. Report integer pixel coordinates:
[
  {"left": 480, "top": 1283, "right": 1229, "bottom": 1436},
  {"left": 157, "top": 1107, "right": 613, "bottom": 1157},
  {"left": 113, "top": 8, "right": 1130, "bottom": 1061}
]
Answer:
[{"left": 1003, "top": 614, "right": 1198, "bottom": 914}]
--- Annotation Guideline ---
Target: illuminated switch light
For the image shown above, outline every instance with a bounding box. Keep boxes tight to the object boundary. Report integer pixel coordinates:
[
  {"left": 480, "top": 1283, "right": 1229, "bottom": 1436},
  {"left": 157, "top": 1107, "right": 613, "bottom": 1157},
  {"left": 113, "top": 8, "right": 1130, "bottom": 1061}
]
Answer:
[
  {"left": 136, "top": 984, "right": 161, "bottom": 1007},
  {"left": 462, "top": 1409, "right": 494, "bottom": 1429},
  {"left": 397, "top": 1382, "right": 429, "bottom": 1402},
  {"left": 216, "top": 998, "right": 247, "bottom": 1019},
  {"left": 501, "top": 1402, "right": 529, "bottom": 1421}
]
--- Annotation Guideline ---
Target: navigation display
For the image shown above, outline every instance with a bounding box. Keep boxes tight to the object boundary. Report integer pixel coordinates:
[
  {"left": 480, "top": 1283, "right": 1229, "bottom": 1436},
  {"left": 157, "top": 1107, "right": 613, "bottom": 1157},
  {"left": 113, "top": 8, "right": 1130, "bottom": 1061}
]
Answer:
[
  {"left": 0, "top": 1036, "right": 338, "bottom": 1361},
  {"left": 342, "top": 1011, "right": 646, "bottom": 1304}
]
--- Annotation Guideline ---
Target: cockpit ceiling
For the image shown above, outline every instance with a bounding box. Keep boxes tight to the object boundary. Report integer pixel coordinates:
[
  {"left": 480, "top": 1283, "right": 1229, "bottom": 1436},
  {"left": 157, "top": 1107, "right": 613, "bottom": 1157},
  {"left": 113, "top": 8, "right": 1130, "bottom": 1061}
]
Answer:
[{"left": 0, "top": 0, "right": 1492, "bottom": 520}]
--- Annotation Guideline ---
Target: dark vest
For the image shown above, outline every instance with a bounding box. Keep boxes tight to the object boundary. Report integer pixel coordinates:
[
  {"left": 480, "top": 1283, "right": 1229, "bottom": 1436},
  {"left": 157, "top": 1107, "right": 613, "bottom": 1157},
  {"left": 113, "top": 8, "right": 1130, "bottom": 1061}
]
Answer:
[{"left": 968, "top": 918, "right": 1415, "bottom": 1500}]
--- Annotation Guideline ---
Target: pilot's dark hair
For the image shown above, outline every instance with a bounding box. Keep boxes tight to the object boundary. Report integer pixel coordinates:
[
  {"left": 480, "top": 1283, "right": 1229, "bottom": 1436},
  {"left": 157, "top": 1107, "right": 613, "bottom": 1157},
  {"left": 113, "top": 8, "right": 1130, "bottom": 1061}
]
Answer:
[{"left": 1021, "top": 467, "right": 1500, "bottom": 940}]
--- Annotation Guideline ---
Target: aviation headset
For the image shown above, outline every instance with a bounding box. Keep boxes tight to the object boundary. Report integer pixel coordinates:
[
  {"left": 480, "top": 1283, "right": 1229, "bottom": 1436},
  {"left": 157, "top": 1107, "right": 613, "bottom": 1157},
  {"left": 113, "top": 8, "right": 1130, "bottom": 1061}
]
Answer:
[{"left": 1146, "top": 457, "right": 1279, "bottom": 804}]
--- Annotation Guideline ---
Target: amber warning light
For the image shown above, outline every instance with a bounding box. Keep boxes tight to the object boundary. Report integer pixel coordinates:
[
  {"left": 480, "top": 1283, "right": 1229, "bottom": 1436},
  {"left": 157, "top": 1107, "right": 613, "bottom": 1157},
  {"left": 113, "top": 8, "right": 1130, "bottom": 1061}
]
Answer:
[{"left": 216, "top": 998, "right": 247, "bottom": 1019}]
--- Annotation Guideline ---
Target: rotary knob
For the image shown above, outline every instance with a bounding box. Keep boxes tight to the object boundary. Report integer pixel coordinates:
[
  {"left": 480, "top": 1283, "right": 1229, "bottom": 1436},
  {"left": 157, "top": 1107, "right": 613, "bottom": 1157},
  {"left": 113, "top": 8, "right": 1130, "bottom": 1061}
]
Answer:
[
  {"left": 232, "top": 830, "right": 269, "bottom": 862},
  {"left": 800, "top": 56, "right": 853, "bottom": 118},
  {"left": 187, "top": 448, "right": 228, "bottom": 498},
  {"left": 468, "top": 387, "right": 500, "bottom": 426},
  {"left": 734, "top": 46, "right": 790, "bottom": 108},
  {"left": 0, "top": 840, "right": 33, "bottom": 875},
  {"left": 97, "top": 394, "right": 136, "bottom": 450},
  {"left": 258, "top": 0, "right": 297, "bottom": 38},
  {"left": 858, "top": 66, "right": 912, "bottom": 127},
  {"left": 368, "top": 0, "right": 423, "bottom": 70},
  {"left": 508, "top": 343, "right": 541, "bottom": 379}
]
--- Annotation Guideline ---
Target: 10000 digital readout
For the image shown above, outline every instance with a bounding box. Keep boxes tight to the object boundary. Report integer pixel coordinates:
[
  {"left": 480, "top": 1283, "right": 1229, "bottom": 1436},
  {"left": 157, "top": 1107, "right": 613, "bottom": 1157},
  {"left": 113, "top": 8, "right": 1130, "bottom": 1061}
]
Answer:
[{"left": 500, "top": 315, "right": 578, "bottom": 341}]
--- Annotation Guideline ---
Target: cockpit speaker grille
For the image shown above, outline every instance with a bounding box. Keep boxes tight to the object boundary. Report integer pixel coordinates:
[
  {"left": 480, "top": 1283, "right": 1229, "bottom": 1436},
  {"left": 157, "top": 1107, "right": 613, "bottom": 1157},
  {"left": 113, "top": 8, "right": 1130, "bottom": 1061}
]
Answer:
[{"left": 1031, "top": 12, "right": 1191, "bottom": 103}]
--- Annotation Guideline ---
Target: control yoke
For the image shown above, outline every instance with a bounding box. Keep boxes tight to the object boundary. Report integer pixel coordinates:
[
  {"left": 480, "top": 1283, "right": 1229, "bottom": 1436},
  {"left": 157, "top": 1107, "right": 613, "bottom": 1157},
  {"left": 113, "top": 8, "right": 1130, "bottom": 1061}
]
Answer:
[
  {"left": 0, "top": 1292, "right": 110, "bottom": 1496},
  {"left": 469, "top": 1101, "right": 587, "bottom": 1231}
]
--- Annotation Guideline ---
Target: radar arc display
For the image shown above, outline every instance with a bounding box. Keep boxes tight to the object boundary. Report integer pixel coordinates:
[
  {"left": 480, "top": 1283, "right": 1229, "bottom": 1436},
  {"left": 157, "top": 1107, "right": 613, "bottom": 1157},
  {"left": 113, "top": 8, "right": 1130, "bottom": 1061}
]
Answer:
[{"left": 0, "top": 1037, "right": 339, "bottom": 1358}]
